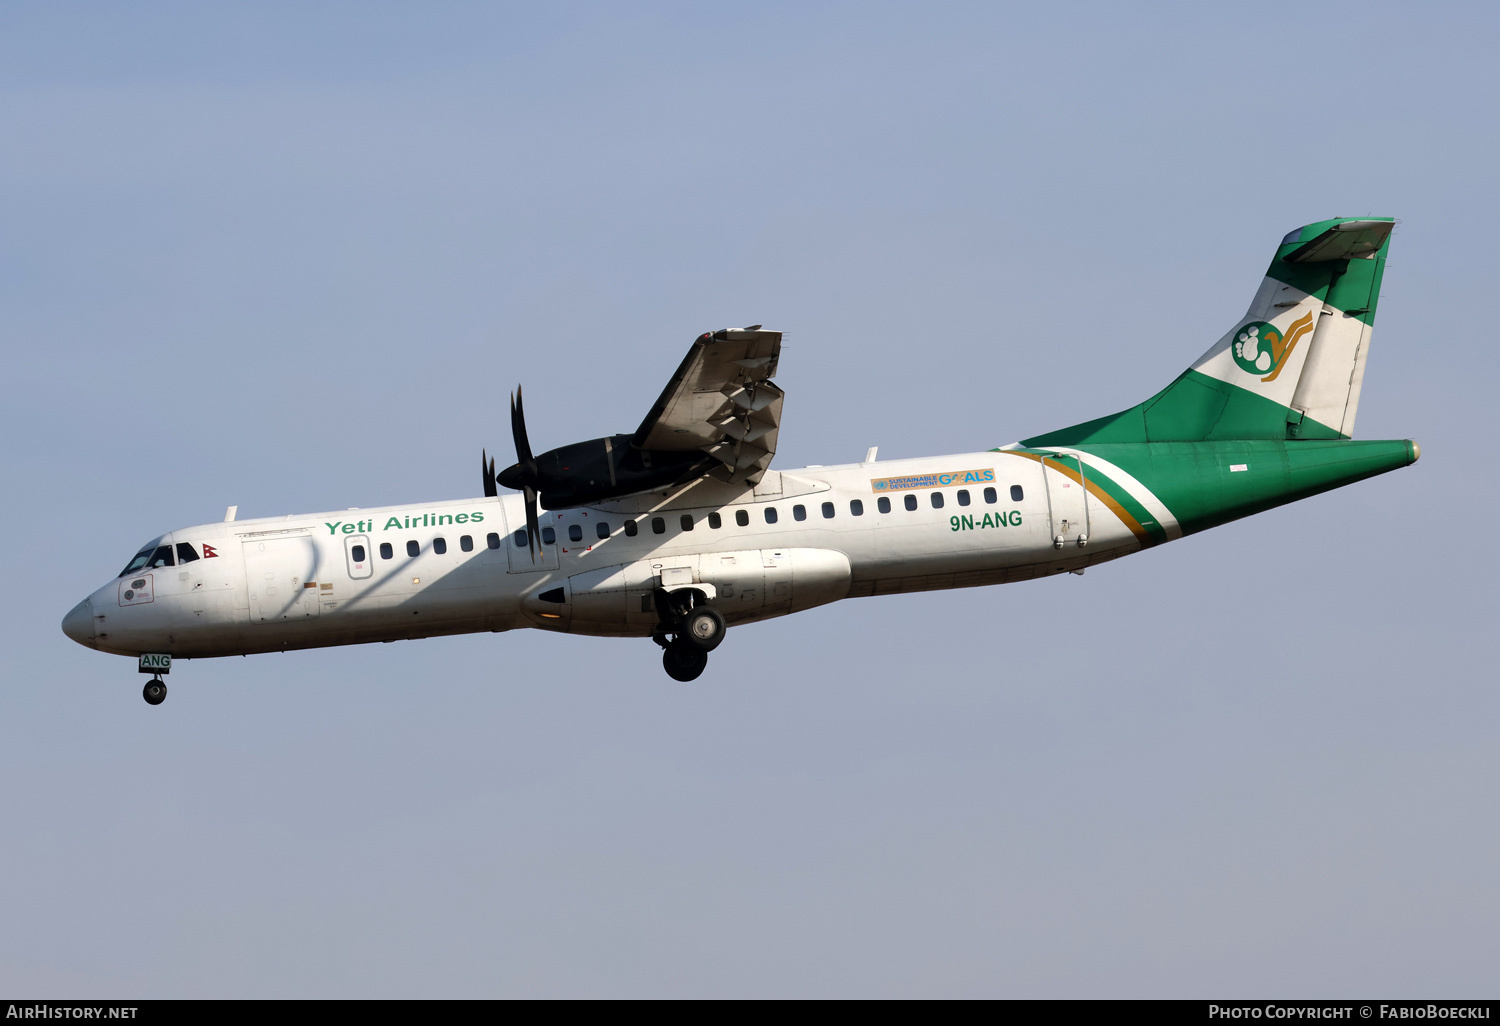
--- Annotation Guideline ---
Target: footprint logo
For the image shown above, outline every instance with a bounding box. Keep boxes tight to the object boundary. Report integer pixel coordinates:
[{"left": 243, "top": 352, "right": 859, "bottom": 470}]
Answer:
[
  {"left": 1233, "top": 324, "right": 1277, "bottom": 374},
  {"left": 1230, "top": 313, "right": 1315, "bottom": 381}
]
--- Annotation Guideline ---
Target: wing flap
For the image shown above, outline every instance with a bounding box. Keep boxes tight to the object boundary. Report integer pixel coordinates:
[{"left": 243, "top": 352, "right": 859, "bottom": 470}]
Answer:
[{"left": 633, "top": 327, "right": 783, "bottom": 483}]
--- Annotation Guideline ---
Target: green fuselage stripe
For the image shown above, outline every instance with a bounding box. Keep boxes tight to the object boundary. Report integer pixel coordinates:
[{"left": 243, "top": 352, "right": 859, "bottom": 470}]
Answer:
[
  {"left": 1069, "top": 453, "right": 1170, "bottom": 545},
  {"left": 1043, "top": 439, "right": 1415, "bottom": 537}
]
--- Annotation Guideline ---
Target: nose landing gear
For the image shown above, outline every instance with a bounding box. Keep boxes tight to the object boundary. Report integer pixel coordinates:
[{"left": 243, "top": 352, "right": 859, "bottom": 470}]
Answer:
[
  {"left": 652, "top": 590, "right": 727, "bottom": 682},
  {"left": 143, "top": 677, "right": 168, "bottom": 705},
  {"left": 137, "top": 653, "right": 172, "bottom": 705}
]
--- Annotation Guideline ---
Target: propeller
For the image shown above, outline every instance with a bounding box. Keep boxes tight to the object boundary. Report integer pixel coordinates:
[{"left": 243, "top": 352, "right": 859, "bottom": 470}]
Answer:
[{"left": 499, "top": 385, "right": 543, "bottom": 562}]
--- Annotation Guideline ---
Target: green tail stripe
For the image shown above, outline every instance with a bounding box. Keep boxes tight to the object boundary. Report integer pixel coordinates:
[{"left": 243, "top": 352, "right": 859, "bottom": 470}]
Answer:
[{"left": 1022, "top": 369, "right": 1344, "bottom": 448}]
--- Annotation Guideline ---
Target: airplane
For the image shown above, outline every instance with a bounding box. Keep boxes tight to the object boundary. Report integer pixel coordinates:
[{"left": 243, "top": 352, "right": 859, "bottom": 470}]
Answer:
[{"left": 62, "top": 216, "right": 1419, "bottom": 704}]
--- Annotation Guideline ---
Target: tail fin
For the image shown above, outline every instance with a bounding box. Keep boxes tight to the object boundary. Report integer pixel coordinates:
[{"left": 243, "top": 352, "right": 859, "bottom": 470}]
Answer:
[{"left": 1023, "top": 216, "right": 1394, "bottom": 446}]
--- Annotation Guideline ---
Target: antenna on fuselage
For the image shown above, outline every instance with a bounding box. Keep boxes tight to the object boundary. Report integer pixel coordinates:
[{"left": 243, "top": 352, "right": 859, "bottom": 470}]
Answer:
[{"left": 224, "top": 505, "right": 238, "bottom": 522}]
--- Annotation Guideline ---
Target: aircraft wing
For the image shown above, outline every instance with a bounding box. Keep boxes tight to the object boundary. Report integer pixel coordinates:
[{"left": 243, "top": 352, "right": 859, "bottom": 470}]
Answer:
[{"left": 631, "top": 326, "right": 784, "bottom": 485}]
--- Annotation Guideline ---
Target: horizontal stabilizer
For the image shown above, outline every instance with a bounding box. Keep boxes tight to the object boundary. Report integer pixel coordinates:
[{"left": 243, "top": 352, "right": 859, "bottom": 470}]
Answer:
[{"left": 1283, "top": 219, "right": 1394, "bottom": 263}]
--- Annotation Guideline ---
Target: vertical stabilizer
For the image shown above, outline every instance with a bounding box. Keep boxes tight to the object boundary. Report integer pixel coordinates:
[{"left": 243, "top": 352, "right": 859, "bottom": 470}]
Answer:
[
  {"left": 1023, "top": 217, "right": 1394, "bottom": 447},
  {"left": 1283, "top": 221, "right": 1391, "bottom": 438}
]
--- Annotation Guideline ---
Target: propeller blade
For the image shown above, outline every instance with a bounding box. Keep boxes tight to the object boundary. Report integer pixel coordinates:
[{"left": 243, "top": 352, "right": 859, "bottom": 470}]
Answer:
[
  {"left": 510, "top": 386, "right": 534, "bottom": 469},
  {"left": 503, "top": 384, "right": 544, "bottom": 561},
  {"left": 523, "top": 485, "right": 541, "bottom": 563},
  {"left": 482, "top": 448, "right": 497, "bottom": 497}
]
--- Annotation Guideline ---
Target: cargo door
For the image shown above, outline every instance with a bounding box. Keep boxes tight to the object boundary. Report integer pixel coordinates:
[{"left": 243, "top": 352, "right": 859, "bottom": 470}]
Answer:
[{"left": 243, "top": 536, "right": 322, "bottom": 623}]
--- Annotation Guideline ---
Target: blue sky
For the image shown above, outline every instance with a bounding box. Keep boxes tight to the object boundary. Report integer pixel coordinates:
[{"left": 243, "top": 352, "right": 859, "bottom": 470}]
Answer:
[{"left": 2, "top": 1, "right": 1496, "bottom": 996}]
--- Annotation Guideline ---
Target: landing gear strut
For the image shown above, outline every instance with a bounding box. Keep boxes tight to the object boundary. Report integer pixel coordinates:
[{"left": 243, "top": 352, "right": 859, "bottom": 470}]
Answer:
[
  {"left": 143, "top": 677, "right": 167, "bottom": 705},
  {"left": 653, "top": 589, "right": 727, "bottom": 681}
]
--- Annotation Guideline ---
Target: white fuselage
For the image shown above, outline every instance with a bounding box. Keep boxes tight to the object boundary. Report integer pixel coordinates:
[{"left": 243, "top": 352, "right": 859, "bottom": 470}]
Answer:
[{"left": 66, "top": 451, "right": 1134, "bottom": 661}]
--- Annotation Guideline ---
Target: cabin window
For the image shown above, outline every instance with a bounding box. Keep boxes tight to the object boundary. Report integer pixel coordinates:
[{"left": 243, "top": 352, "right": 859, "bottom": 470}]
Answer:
[
  {"left": 175, "top": 543, "right": 200, "bottom": 564},
  {"left": 708, "top": 512, "right": 722, "bottom": 529},
  {"left": 822, "top": 502, "right": 835, "bottom": 519},
  {"left": 624, "top": 520, "right": 638, "bottom": 537},
  {"left": 568, "top": 524, "right": 583, "bottom": 543},
  {"left": 850, "top": 499, "right": 864, "bottom": 516},
  {"left": 406, "top": 540, "right": 420, "bottom": 557},
  {"left": 877, "top": 496, "right": 891, "bottom": 514},
  {"left": 487, "top": 532, "right": 500, "bottom": 549},
  {"left": 351, "top": 544, "right": 366, "bottom": 563},
  {"left": 931, "top": 492, "right": 945, "bottom": 509},
  {"left": 380, "top": 542, "right": 394, "bottom": 559},
  {"left": 983, "top": 487, "right": 997, "bottom": 504},
  {"left": 904, "top": 494, "right": 918, "bottom": 511},
  {"left": 735, "top": 509, "right": 749, "bottom": 527},
  {"left": 541, "top": 526, "right": 556, "bottom": 545},
  {"left": 793, "top": 505, "right": 807, "bottom": 521},
  {"left": 460, "top": 535, "right": 474, "bottom": 552},
  {"left": 147, "top": 546, "right": 174, "bottom": 568},
  {"left": 512, "top": 530, "right": 528, "bottom": 548},
  {"left": 433, "top": 537, "right": 447, "bottom": 555},
  {"left": 1011, "top": 485, "right": 1024, "bottom": 501},
  {"left": 651, "top": 517, "right": 665, "bottom": 535},
  {"left": 956, "top": 489, "right": 970, "bottom": 507},
  {"left": 680, "top": 515, "right": 695, "bottom": 532},
  {"left": 765, "top": 507, "right": 778, "bottom": 524},
  {"left": 596, "top": 521, "right": 610, "bottom": 539}
]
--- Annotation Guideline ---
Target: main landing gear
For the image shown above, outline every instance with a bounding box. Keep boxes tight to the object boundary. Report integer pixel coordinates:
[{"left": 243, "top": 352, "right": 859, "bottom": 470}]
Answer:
[
  {"left": 652, "top": 592, "right": 727, "bottom": 682},
  {"left": 143, "top": 677, "right": 168, "bottom": 705}
]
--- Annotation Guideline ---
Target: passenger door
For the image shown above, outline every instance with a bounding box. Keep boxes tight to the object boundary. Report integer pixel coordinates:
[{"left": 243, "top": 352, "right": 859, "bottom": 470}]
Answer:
[{"left": 1040, "top": 454, "right": 1091, "bottom": 548}]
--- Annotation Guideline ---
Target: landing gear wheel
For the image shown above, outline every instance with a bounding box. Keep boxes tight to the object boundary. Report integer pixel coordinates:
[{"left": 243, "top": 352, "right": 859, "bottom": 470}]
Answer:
[
  {"left": 143, "top": 678, "right": 167, "bottom": 706},
  {"left": 662, "top": 639, "right": 708, "bottom": 682},
  {"left": 681, "top": 606, "right": 726, "bottom": 652}
]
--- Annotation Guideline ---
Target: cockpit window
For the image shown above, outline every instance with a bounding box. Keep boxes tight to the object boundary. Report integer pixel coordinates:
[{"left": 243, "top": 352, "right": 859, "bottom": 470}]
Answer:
[
  {"left": 175, "top": 543, "right": 200, "bottom": 564},
  {"left": 119, "top": 545, "right": 157, "bottom": 578},
  {"left": 147, "top": 546, "right": 175, "bottom": 569}
]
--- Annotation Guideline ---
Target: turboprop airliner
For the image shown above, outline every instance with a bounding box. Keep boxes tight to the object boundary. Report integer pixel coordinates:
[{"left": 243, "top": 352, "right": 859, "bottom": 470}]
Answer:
[{"left": 62, "top": 217, "right": 1419, "bottom": 703}]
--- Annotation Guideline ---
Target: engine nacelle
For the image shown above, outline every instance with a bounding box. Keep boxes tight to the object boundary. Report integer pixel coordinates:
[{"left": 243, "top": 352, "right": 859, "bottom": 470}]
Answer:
[{"left": 498, "top": 434, "right": 713, "bottom": 509}]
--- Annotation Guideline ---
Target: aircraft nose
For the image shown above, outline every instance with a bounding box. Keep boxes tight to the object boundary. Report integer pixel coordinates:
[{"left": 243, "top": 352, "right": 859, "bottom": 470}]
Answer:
[{"left": 61, "top": 598, "right": 95, "bottom": 648}]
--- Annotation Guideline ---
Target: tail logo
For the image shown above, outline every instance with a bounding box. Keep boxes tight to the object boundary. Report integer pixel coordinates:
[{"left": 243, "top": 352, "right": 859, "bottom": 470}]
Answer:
[{"left": 1232, "top": 313, "right": 1315, "bottom": 382}]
